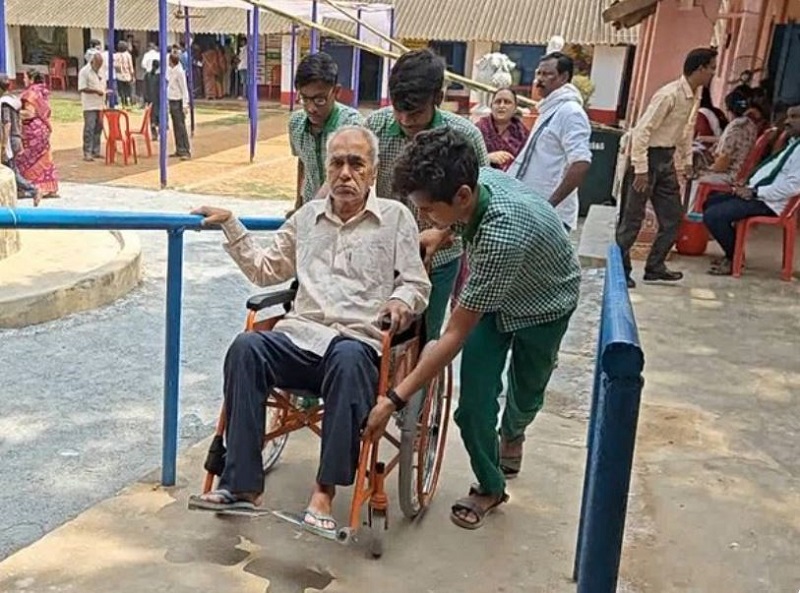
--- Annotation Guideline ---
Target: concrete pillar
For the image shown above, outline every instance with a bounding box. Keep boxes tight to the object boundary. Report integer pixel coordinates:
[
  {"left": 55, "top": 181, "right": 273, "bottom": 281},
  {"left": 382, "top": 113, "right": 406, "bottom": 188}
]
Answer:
[
  {"left": 589, "top": 45, "right": 628, "bottom": 125},
  {"left": 468, "top": 40, "right": 493, "bottom": 109},
  {"left": 0, "top": 166, "right": 19, "bottom": 260},
  {"left": 280, "top": 32, "right": 299, "bottom": 107}
]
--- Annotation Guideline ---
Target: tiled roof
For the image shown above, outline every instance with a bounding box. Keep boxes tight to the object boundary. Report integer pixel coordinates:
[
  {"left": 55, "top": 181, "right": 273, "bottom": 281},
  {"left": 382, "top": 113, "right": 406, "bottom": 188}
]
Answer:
[
  {"left": 6, "top": 0, "right": 639, "bottom": 44},
  {"left": 395, "top": 0, "right": 639, "bottom": 45}
]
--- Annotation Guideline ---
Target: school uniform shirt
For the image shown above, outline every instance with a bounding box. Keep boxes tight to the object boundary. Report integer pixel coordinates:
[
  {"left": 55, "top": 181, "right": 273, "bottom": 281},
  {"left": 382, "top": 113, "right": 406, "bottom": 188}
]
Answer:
[
  {"left": 458, "top": 167, "right": 581, "bottom": 331},
  {"left": 288, "top": 102, "right": 364, "bottom": 205},
  {"left": 220, "top": 190, "right": 431, "bottom": 355},
  {"left": 366, "top": 107, "right": 490, "bottom": 268}
]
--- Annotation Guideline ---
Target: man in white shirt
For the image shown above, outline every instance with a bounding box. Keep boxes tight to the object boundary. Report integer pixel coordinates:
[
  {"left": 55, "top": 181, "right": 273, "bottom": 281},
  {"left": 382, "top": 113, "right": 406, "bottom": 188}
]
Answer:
[
  {"left": 141, "top": 43, "right": 159, "bottom": 76},
  {"left": 78, "top": 51, "right": 107, "bottom": 161},
  {"left": 166, "top": 54, "right": 191, "bottom": 159},
  {"left": 703, "top": 103, "right": 800, "bottom": 275},
  {"left": 507, "top": 52, "right": 592, "bottom": 232},
  {"left": 187, "top": 126, "right": 430, "bottom": 539}
]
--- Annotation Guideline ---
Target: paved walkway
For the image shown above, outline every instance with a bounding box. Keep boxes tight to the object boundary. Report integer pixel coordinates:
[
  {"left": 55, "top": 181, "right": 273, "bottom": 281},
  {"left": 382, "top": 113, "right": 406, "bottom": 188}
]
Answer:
[{"left": 0, "top": 183, "right": 602, "bottom": 569}]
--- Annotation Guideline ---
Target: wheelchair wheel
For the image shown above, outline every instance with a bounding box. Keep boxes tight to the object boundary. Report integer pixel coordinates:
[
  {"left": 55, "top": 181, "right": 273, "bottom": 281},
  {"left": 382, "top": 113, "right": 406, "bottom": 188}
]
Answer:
[
  {"left": 261, "top": 392, "right": 292, "bottom": 474},
  {"left": 397, "top": 363, "right": 453, "bottom": 519}
]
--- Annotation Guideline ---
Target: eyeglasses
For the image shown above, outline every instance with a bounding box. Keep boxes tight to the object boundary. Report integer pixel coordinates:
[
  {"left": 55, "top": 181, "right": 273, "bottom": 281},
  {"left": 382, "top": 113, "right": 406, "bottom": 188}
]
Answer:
[{"left": 297, "top": 91, "right": 332, "bottom": 106}]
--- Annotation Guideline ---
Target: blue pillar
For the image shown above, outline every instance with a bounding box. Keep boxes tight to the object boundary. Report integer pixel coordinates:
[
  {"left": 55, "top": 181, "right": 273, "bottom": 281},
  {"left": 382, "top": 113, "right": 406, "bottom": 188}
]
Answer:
[
  {"left": 351, "top": 8, "right": 362, "bottom": 108},
  {"left": 310, "top": 0, "right": 319, "bottom": 54},
  {"left": 0, "top": 0, "right": 7, "bottom": 76},
  {"left": 289, "top": 24, "right": 297, "bottom": 112},
  {"left": 249, "top": 7, "right": 259, "bottom": 163},
  {"left": 161, "top": 229, "right": 185, "bottom": 486},
  {"left": 184, "top": 8, "right": 195, "bottom": 136},
  {"left": 107, "top": 0, "right": 117, "bottom": 108},
  {"left": 158, "top": 0, "right": 168, "bottom": 188}
]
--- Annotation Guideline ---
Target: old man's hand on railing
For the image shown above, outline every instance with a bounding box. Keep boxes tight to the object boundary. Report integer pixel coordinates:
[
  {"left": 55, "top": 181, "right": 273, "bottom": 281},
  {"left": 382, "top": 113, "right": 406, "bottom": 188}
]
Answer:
[{"left": 191, "top": 206, "right": 233, "bottom": 226}]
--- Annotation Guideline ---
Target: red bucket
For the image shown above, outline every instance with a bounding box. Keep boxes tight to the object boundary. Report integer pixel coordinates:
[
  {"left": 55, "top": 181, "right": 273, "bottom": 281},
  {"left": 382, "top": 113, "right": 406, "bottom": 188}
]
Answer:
[{"left": 676, "top": 217, "right": 709, "bottom": 256}]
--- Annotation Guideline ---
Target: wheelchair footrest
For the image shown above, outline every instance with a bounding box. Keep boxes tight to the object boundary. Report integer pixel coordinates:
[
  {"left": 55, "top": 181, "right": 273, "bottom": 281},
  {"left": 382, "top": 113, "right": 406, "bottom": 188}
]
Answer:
[{"left": 204, "top": 434, "right": 226, "bottom": 476}]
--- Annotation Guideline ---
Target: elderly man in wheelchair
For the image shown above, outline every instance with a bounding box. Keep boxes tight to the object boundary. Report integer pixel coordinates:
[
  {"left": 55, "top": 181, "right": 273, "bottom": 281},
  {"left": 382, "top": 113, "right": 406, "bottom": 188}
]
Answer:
[{"left": 188, "top": 126, "right": 431, "bottom": 539}]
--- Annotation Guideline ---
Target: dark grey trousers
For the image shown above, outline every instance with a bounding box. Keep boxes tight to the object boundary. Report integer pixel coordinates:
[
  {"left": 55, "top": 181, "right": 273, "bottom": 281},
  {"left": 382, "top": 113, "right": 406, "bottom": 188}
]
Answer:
[
  {"left": 82, "top": 110, "right": 103, "bottom": 158},
  {"left": 169, "top": 100, "right": 191, "bottom": 156},
  {"left": 616, "top": 147, "right": 684, "bottom": 274},
  {"left": 218, "top": 332, "right": 379, "bottom": 494}
]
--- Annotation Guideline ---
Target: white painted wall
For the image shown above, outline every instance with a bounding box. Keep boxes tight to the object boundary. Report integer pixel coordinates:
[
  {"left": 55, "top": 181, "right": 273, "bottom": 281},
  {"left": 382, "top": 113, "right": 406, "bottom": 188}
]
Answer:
[
  {"left": 281, "top": 32, "right": 299, "bottom": 104},
  {"left": 468, "top": 40, "right": 493, "bottom": 106},
  {"left": 7, "top": 26, "right": 21, "bottom": 77},
  {"left": 589, "top": 45, "right": 628, "bottom": 111}
]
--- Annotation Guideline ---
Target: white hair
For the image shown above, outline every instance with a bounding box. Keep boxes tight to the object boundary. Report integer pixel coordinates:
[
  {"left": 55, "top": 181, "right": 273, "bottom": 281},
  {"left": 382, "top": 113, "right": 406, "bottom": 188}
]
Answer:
[{"left": 325, "top": 125, "right": 380, "bottom": 167}]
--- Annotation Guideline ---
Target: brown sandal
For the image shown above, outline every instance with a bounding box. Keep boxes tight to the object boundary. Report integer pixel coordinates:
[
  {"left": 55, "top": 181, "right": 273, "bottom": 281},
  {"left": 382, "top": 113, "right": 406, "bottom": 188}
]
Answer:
[{"left": 450, "top": 484, "right": 509, "bottom": 530}]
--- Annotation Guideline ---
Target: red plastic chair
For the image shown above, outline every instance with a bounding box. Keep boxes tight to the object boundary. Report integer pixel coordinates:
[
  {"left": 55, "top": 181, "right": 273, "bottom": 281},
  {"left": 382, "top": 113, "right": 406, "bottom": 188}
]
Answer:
[
  {"left": 691, "top": 127, "right": 776, "bottom": 214},
  {"left": 102, "top": 109, "right": 137, "bottom": 165},
  {"left": 49, "top": 58, "right": 68, "bottom": 91},
  {"left": 732, "top": 195, "right": 800, "bottom": 281},
  {"left": 127, "top": 104, "right": 153, "bottom": 158}
]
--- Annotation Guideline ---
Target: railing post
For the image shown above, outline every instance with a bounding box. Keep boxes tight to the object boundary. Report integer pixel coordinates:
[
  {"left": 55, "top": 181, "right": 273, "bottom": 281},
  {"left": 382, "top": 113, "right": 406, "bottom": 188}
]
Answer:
[
  {"left": 574, "top": 245, "right": 645, "bottom": 593},
  {"left": 572, "top": 298, "right": 606, "bottom": 582},
  {"left": 161, "top": 228, "right": 185, "bottom": 486}
]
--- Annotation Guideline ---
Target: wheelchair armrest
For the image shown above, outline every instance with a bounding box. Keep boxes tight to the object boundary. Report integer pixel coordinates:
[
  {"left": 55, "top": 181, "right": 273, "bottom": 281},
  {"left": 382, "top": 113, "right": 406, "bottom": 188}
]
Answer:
[{"left": 246, "top": 288, "right": 297, "bottom": 312}]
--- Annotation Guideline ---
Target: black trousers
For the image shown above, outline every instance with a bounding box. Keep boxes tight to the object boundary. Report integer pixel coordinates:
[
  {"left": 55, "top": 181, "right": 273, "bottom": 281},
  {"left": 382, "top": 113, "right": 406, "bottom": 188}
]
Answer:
[
  {"left": 169, "top": 100, "right": 191, "bottom": 156},
  {"left": 218, "top": 332, "right": 379, "bottom": 494},
  {"left": 703, "top": 192, "right": 776, "bottom": 259},
  {"left": 616, "top": 147, "right": 684, "bottom": 274}
]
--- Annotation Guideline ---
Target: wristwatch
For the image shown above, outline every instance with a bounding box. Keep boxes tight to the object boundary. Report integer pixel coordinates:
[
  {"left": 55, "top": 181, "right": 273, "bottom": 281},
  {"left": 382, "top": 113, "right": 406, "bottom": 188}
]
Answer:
[{"left": 385, "top": 388, "right": 407, "bottom": 411}]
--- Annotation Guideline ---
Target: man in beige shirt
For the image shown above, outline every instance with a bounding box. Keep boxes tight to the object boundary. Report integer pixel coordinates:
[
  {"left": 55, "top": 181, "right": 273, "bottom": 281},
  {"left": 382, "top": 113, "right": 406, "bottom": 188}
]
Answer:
[
  {"left": 616, "top": 47, "right": 717, "bottom": 288},
  {"left": 187, "top": 126, "right": 431, "bottom": 538}
]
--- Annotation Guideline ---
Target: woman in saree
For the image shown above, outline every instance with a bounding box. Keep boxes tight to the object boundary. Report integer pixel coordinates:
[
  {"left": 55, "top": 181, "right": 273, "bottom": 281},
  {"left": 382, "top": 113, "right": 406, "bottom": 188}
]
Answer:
[{"left": 18, "top": 72, "right": 59, "bottom": 198}]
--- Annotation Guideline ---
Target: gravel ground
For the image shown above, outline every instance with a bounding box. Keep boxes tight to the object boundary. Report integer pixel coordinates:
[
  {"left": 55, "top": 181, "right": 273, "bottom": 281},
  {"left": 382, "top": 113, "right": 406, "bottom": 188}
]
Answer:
[{"left": 0, "top": 182, "right": 603, "bottom": 560}]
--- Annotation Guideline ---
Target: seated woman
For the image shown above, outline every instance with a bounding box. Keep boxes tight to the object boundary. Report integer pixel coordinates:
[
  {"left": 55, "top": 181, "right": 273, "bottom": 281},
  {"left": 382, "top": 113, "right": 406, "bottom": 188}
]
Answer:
[
  {"left": 689, "top": 89, "right": 757, "bottom": 210},
  {"left": 187, "top": 126, "right": 431, "bottom": 539},
  {"left": 475, "top": 88, "right": 530, "bottom": 171},
  {"left": 703, "top": 103, "right": 800, "bottom": 275},
  {"left": 693, "top": 86, "right": 729, "bottom": 171}
]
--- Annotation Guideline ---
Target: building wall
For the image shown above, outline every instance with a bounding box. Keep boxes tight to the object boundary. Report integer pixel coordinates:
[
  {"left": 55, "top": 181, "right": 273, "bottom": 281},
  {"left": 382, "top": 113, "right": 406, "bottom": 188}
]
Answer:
[
  {"left": 589, "top": 45, "right": 629, "bottom": 124},
  {"left": 628, "top": 0, "right": 722, "bottom": 123}
]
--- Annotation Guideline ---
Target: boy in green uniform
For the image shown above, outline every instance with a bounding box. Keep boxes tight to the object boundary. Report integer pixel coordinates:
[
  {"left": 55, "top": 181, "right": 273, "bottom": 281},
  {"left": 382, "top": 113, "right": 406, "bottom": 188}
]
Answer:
[
  {"left": 288, "top": 52, "right": 364, "bottom": 211},
  {"left": 365, "top": 49, "right": 489, "bottom": 340},
  {"left": 365, "top": 128, "right": 581, "bottom": 530}
]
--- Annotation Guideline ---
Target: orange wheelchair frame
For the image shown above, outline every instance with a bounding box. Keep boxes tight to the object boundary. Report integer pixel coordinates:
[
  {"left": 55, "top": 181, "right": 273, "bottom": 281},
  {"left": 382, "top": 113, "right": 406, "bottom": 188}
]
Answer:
[{"left": 201, "top": 284, "right": 453, "bottom": 557}]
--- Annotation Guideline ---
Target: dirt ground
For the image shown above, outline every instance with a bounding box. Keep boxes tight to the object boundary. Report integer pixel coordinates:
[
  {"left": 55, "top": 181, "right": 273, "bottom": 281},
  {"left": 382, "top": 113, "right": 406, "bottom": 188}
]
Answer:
[{"left": 50, "top": 98, "right": 299, "bottom": 201}]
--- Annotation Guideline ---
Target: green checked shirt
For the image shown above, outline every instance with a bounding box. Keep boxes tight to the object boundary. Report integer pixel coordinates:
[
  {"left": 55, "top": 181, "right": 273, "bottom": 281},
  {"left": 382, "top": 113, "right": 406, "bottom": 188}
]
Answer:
[
  {"left": 365, "top": 107, "right": 490, "bottom": 268},
  {"left": 458, "top": 167, "right": 581, "bottom": 332},
  {"left": 289, "top": 102, "right": 365, "bottom": 205}
]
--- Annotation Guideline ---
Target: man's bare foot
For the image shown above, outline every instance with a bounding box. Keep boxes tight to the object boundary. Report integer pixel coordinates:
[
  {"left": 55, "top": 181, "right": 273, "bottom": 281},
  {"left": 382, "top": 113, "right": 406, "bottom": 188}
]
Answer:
[
  {"left": 33, "top": 189, "right": 42, "bottom": 207},
  {"left": 304, "top": 483, "right": 336, "bottom": 531}
]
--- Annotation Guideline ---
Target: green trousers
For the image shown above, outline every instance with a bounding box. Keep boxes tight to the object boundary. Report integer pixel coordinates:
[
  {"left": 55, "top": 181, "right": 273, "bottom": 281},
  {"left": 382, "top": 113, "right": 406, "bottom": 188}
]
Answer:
[
  {"left": 456, "top": 311, "right": 573, "bottom": 495},
  {"left": 425, "top": 257, "right": 461, "bottom": 341}
]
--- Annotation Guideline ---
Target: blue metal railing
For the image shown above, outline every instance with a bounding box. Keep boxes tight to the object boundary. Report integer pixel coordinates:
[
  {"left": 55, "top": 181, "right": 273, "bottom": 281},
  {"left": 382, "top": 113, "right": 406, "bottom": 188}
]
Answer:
[
  {"left": 0, "top": 207, "right": 284, "bottom": 486},
  {"left": 573, "top": 245, "right": 645, "bottom": 592}
]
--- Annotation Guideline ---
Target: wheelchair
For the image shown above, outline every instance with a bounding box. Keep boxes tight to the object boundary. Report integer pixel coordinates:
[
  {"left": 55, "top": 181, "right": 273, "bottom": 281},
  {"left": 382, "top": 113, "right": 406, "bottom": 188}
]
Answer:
[{"left": 201, "top": 282, "right": 453, "bottom": 558}]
